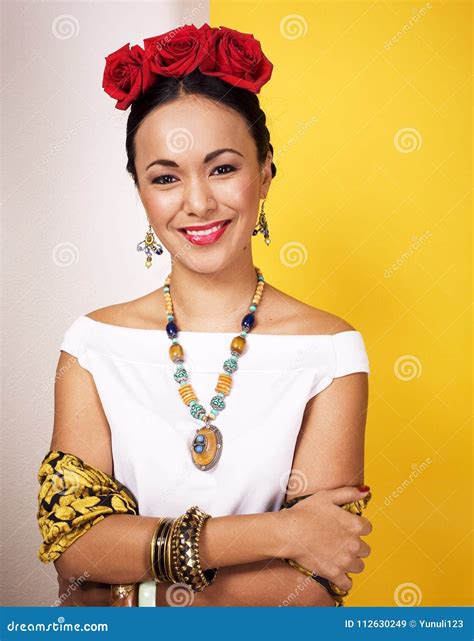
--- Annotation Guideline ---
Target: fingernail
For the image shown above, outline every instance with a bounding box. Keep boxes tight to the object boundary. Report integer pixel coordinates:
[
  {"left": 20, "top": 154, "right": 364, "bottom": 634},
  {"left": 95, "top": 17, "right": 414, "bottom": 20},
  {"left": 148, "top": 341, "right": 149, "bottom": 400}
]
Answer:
[{"left": 358, "top": 485, "right": 370, "bottom": 492}]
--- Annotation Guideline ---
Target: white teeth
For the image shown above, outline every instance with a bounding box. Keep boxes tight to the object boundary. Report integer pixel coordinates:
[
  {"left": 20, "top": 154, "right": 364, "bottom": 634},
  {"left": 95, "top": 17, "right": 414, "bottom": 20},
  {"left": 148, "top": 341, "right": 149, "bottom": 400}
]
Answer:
[{"left": 184, "top": 222, "right": 226, "bottom": 237}]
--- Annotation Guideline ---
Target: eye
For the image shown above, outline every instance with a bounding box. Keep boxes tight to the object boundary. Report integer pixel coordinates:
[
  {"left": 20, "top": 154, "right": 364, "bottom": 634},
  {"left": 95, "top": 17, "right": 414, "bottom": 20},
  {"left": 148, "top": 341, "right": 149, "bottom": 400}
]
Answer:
[
  {"left": 212, "top": 164, "right": 236, "bottom": 175},
  {"left": 151, "top": 164, "right": 236, "bottom": 185},
  {"left": 151, "top": 175, "right": 176, "bottom": 185}
]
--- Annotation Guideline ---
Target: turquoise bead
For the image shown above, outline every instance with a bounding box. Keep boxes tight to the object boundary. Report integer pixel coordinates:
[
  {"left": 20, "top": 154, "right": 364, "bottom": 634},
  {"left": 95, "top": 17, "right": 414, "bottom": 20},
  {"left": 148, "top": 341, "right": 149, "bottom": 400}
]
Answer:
[
  {"left": 174, "top": 369, "right": 188, "bottom": 383},
  {"left": 190, "top": 404, "right": 206, "bottom": 420},
  {"left": 211, "top": 395, "right": 225, "bottom": 411},
  {"left": 223, "top": 358, "right": 238, "bottom": 373}
]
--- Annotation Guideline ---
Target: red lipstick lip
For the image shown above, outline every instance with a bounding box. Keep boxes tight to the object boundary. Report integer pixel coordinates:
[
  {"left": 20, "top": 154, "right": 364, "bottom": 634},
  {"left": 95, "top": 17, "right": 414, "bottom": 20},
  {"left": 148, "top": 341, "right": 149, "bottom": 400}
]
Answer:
[
  {"left": 178, "top": 219, "right": 232, "bottom": 245},
  {"left": 179, "top": 219, "right": 231, "bottom": 232}
]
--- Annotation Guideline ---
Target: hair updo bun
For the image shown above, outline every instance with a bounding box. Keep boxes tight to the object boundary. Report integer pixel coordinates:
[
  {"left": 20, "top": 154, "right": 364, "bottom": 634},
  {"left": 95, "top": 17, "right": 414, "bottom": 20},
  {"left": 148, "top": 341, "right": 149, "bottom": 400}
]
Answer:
[{"left": 125, "top": 68, "right": 276, "bottom": 187}]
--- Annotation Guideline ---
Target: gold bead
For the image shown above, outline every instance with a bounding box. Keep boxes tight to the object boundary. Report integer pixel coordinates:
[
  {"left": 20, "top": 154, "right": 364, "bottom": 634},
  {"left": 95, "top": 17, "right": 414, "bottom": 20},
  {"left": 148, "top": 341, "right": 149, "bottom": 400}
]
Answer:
[
  {"left": 178, "top": 384, "right": 197, "bottom": 404},
  {"left": 216, "top": 374, "right": 232, "bottom": 395},
  {"left": 169, "top": 343, "right": 184, "bottom": 362},
  {"left": 231, "top": 335, "right": 246, "bottom": 354}
]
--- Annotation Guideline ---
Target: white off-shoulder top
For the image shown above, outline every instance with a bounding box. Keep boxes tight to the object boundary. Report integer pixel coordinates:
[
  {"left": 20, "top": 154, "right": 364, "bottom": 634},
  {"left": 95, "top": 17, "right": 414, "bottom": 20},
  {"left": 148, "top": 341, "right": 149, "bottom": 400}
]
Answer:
[{"left": 59, "top": 315, "right": 370, "bottom": 519}]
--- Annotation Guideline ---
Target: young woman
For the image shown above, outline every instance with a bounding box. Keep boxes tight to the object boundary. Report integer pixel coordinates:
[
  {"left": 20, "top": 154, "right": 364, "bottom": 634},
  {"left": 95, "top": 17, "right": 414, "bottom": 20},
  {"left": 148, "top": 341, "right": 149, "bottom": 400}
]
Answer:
[{"left": 38, "top": 23, "right": 372, "bottom": 607}]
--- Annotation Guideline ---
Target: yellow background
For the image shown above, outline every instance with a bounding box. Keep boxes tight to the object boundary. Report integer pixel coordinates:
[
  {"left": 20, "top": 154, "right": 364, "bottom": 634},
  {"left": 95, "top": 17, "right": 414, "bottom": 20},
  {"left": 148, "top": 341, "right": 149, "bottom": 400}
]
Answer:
[{"left": 211, "top": 1, "right": 472, "bottom": 606}]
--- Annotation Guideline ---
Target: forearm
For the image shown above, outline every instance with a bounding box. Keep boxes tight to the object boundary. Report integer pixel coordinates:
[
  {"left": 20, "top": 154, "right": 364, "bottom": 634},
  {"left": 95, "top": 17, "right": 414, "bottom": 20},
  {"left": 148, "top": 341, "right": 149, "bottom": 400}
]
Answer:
[
  {"left": 156, "top": 558, "right": 337, "bottom": 607},
  {"left": 54, "top": 510, "right": 278, "bottom": 585}
]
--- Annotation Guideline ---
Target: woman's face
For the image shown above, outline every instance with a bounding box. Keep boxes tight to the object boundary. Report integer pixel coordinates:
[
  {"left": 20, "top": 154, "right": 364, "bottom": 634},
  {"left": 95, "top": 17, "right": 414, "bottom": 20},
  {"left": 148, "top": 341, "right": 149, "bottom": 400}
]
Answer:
[{"left": 134, "top": 95, "right": 272, "bottom": 274}]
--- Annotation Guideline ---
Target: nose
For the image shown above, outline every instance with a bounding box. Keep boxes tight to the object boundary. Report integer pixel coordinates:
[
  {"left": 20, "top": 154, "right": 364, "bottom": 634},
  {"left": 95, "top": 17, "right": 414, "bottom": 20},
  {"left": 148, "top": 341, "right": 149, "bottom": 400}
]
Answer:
[{"left": 182, "top": 174, "right": 217, "bottom": 217}]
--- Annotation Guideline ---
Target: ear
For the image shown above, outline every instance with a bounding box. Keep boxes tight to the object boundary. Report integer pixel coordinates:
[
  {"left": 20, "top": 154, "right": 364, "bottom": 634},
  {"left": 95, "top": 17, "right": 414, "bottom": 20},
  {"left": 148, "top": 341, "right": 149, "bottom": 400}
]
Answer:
[{"left": 260, "top": 150, "right": 273, "bottom": 199}]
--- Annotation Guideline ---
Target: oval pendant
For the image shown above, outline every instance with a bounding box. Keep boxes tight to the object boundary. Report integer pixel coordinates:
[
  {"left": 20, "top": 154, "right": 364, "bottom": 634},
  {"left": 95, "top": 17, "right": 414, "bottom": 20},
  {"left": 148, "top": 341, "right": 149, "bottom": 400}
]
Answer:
[{"left": 191, "top": 424, "right": 223, "bottom": 471}]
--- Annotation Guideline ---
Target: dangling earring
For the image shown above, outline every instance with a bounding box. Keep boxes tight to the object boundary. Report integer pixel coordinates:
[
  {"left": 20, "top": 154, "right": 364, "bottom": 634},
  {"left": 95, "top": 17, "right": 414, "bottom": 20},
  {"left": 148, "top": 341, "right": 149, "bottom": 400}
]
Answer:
[
  {"left": 136, "top": 219, "right": 163, "bottom": 269},
  {"left": 252, "top": 198, "right": 271, "bottom": 246}
]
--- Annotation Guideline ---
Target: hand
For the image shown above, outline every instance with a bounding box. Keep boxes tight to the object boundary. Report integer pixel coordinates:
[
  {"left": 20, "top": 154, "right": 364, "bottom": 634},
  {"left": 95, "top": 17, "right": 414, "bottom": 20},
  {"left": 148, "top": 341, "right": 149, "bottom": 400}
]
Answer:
[
  {"left": 56, "top": 573, "right": 110, "bottom": 607},
  {"left": 275, "top": 486, "right": 373, "bottom": 593}
]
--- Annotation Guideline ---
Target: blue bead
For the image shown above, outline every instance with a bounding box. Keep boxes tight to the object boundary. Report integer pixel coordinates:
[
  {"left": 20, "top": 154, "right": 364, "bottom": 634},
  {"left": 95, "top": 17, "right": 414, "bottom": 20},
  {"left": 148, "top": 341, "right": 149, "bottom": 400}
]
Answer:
[
  {"left": 194, "top": 445, "right": 204, "bottom": 453},
  {"left": 242, "top": 313, "right": 255, "bottom": 331},
  {"left": 196, "top": 435, "right": 205, "bottom": 442},
  {"left": 249, "top": 305, "right": 257, "bottom": 312},
  {"left": 166, "top": 320, "right": 178, "bottom": 338}
]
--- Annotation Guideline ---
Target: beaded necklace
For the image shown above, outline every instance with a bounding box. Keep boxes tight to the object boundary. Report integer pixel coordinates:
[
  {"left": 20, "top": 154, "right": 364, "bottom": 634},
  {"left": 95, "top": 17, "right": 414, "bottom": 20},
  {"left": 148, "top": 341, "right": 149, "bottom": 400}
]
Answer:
[{"left": 163, "top": 266, "right": 265, "bottom": 471}]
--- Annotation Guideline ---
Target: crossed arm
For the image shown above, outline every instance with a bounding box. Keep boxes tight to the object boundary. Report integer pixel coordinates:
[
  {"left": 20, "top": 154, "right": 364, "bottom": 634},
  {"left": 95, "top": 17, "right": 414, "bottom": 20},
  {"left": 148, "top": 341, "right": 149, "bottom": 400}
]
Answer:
[{"left": 52, "top": 346, "right": 368, "bottom": 606}]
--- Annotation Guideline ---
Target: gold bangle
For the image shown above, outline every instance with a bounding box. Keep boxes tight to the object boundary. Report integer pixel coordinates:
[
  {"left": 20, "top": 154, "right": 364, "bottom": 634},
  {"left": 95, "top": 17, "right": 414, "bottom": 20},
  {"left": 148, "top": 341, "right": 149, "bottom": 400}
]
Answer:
[
  {"left": 165, "top": 517, "right": 178, "bottom": 583},
  {"left": 156, "top": 517, "right": 173, "bottom": 582},
  {"left": 150, "top": 518, "right": 164, "bottom": 583},
  {"left": 170, "top": 514, "right": 186, "bottom": 584}
]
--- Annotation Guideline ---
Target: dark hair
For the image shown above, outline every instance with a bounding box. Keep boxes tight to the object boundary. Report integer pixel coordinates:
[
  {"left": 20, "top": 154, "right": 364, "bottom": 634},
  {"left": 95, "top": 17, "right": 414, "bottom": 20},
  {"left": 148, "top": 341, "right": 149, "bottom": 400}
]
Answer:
[{"left": 125, "top": 68, "right": 276, "bottom": 188}]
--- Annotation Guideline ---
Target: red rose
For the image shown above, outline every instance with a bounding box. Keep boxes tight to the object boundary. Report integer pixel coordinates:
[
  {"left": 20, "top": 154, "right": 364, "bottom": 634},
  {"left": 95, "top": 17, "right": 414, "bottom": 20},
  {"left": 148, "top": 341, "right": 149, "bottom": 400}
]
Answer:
[
  {"left": 143, "top": 23, "right": 213, "bottom": 77},
  {"left": 199, "top": 26, "right": 273, "bottom": 93},
  {"left": 102, "top": 43, "right": 155, "bottom": 110}
]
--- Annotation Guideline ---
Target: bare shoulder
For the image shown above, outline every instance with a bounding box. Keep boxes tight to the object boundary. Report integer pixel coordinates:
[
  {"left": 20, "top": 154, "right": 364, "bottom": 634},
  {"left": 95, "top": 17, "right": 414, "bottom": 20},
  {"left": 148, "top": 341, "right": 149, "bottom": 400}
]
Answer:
[
  {"left": 263, "top": 283, "right": 356, "bottom": 335},
  {"left": 85, "top": 290, "right": 164, "bottom": 330}
]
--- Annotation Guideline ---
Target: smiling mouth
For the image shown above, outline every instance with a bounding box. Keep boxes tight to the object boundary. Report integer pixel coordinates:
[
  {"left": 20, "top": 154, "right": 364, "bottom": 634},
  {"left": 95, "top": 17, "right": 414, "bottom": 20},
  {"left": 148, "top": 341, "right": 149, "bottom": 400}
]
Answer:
[{"left": 179, "top": 219, "right": 232, "bottom": 237}]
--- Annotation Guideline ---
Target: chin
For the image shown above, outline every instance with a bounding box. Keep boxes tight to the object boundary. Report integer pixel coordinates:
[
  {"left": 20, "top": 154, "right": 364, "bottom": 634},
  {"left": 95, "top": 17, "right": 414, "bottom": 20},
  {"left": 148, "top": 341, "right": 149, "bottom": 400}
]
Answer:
[{"left": 174, "top": 248, "right": 237, "bottom": 276}]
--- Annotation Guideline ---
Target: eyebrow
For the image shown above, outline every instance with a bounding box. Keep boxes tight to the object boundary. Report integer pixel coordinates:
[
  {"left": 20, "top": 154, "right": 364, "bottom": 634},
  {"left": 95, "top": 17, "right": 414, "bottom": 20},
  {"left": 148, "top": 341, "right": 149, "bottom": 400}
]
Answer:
[{"left": 145, "top": 148, "right": 244, "bottom": 172}]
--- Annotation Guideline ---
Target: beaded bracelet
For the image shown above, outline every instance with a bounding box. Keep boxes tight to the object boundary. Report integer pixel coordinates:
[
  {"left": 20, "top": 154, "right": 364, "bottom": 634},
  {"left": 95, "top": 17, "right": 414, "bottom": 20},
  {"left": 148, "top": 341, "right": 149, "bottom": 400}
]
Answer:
[{"left": 171, "top": 506, "right": 219, "bottom": 592}]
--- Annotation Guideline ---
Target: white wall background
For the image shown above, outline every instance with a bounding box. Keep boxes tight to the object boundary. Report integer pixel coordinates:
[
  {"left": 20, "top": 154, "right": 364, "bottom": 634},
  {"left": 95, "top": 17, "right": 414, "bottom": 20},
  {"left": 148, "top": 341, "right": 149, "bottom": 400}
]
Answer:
[{"left": 1, "top": 0, "right": 209, "bottom": 606}]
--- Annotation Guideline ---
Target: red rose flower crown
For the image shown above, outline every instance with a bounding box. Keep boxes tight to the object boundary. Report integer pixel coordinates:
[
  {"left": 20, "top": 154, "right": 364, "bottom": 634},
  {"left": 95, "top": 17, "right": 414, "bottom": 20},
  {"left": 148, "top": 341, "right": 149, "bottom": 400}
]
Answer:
[{"left": 102, "top": 23, "right": 274, "bottom": 111}]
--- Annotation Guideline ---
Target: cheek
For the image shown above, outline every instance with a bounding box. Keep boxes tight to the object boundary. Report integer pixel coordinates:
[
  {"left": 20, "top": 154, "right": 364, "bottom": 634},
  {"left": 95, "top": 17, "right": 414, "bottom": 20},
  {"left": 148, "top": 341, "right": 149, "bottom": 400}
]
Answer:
[
  {"left": 141, "top": 188, "right": 181, "bottom": 224},
  {"left": 217, "top": 172, "right": 259, "bottom": 209}
]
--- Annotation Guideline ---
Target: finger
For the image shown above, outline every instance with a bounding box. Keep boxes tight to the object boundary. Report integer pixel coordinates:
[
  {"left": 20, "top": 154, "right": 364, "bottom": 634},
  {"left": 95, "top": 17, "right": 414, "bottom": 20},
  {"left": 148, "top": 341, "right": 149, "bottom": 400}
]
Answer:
[
  {"left": 336, "top": 507, "right": 363, "bottom": 533},
  {"left": 330, "top": 485, "right": 371, "bottom": 506},
  {"left": 358, "top": 516, "right": 373, "bottom": 535},
  {"left": 346, "top": 557, "right": 365, "bottom": 574},
  {"left": 332, "top": 572, "right": 352, "bottom": 593},
  {"left": 358, "top": 540, "right": 371, "bottom": 558}
]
